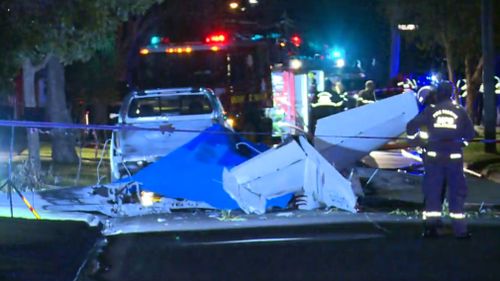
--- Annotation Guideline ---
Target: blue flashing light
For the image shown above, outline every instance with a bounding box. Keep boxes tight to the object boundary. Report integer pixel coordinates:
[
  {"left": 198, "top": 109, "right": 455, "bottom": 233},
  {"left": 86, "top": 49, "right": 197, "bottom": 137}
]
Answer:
[
  {"left": 268, "top": 33, "right": 281, "bottom": 39},
  {"left": 252, "top": 34, "right": 264, "bottom": 41},
  {"left": 150, "top": 36, "right": 161, "bottom": 45},
  {"left": 328, "top": 47, "right": 345, "bottom": 61}
]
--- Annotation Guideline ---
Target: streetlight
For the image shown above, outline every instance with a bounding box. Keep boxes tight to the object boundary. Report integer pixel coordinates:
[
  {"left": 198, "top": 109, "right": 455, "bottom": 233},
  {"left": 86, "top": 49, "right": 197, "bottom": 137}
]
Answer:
[
  {"left": 397, "top": 24, "right": 418, "bottom": 31},
  {"left": 229, "top": 2, "right": 239, "bottom": 9}
]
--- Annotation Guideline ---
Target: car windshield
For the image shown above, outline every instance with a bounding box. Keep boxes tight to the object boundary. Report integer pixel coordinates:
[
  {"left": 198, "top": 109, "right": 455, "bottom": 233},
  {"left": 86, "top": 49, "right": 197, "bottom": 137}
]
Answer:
[{"left": 127, "top": 94, "right": 213, "bottom": 118}]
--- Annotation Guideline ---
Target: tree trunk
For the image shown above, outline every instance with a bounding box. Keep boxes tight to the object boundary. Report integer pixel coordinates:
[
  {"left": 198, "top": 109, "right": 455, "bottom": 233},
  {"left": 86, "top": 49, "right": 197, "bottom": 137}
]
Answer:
[
  {"left": 442, "top": 39, "right": 456, "bottom": 85},
  {"left": 481, "top": 0, "right": 497, "bottom": 153},
  {"left": 465, "top": 56, "right": 483, "bottom": 124},
  {"left": 91, "top": 98, "right": 109, "bottom": 141},
  {"left": 22, "top": 59, "right": 41, "bottom": 175},
  {"left": 46, "top": 56, "right": 78, "bottom": 164}
]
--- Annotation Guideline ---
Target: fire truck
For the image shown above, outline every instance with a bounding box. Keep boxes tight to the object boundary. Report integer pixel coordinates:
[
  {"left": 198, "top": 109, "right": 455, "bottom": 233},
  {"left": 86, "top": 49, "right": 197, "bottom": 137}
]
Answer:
[
  {"left": 133, "top": 32, "right": 368, "bottom": 141},
  {"left": 133, "top": 32, "right": 274, "bottom": 142}
]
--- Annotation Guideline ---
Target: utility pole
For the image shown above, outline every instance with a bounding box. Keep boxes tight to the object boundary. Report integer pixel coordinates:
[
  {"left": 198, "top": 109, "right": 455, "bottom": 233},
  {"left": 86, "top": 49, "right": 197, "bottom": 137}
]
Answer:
[
  {"left": 481, "top": 0, "right": 497, "bottom": 153},
  {"left": 389, "top": 25, "right": 401, "bottom": 79}
]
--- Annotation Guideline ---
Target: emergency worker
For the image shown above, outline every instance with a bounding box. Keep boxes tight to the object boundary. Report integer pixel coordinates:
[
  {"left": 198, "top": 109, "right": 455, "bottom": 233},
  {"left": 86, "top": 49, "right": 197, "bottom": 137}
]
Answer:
[
  {"left": 416, "top": 85, "right": 436, "bottom": 111},
  {"left": 334, "top": 81, "right": 349, "bottom": 105},
  {"left": 356, "top": 80, "right": 376, "bottom": 106},
  {"left": 310, "top": 91, "right": 344, "bottom": 134},
  {"left": 410, "top": 85, "right": 446, "bottom": 215},
  {"left": 406, "top": 81, "right": 475, "bottom": 239}
]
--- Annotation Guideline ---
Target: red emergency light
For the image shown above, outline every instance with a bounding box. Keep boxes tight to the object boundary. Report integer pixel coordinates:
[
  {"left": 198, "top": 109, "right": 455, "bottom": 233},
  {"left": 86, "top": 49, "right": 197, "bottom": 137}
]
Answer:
[
  {"left": 205, "top": 32, "right": 228, "bottom": 44},
  {"left": 291, "top": 35, "right": 301, "bottom": 47}
]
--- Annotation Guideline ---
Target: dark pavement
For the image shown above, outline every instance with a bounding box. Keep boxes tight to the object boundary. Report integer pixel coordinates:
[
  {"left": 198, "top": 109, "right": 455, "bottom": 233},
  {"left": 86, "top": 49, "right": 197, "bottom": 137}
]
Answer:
[
  {"left": 94, "top": 222, "right": 500, "bottom": 281},
  {"left": 0, "top": 218, "right": 100, "bottom": 281}
]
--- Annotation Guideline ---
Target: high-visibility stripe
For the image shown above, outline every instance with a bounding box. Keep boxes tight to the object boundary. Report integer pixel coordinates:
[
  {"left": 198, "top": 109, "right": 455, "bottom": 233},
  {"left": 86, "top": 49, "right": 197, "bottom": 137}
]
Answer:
[
  {"left": 450, "top": 153, "right": 462, "bottom": 159},
  {"left": 21, "top": 196, "right": 41, "bottom": 219},
  {"left": 419, "top": 131, "right": 429, "bottom": 139},
  {"left": 331, "top": 101, "right": 345, "bottom": 107},
  {"left": 407, "top": 133, "right": 418, "bottom": 140},
  {"left": 450, "top": 212, "right": 466, "bottom": 219},
  {"left": 359, "top": 99, "right": 374, "bottom": 104},
  {"left": 427, "top": 151, "right": 437, "bottom": 157},
  {"left": 423, "top": 211, "right": 442, "bottom": 220},
  {"left": 12, "top": 185, "right": 41, "bottom": 220}
]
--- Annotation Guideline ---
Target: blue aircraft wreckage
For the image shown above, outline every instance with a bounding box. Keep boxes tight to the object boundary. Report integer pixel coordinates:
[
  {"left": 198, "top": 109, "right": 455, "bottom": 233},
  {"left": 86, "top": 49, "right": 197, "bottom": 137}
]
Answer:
[
  {"left": 2, "top": 92, "right": 419, "bottom": 222},
  {"left": 117, "top": 92, "right": 418, "bottom": 215}
]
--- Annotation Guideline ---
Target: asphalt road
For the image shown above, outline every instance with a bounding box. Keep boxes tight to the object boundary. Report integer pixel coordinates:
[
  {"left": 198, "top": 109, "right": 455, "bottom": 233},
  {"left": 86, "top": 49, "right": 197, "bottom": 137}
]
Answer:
[
  {"left": 0, "top": 218, "right": 100, "bottom": 281},
  {"left": 93, "top": 222, "right": 500, "bottom": 281}
]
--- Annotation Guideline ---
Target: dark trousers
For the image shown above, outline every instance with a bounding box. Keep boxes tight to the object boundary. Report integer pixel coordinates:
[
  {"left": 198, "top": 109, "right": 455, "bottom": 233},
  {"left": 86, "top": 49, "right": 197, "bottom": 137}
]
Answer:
[{"left": 423, "top": 158, "right": 468, "bottom": 235}]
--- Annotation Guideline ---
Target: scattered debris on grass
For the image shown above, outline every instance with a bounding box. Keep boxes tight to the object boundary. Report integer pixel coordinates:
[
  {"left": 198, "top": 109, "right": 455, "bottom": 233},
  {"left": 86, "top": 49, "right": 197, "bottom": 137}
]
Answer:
[
  {"left": 389, "top": 201, "right": 499, "bottom": 220},
  {"left": 211, "top": 210, "right": 247, "bottom": 222},
  {"left": 275, "top": 212, "right": 294, "bottom": 217},
  {"left": 388, "top": 208, "right": 421, "bottom": 219},
  {"left": 323, "top": 207, "right": 342, "bottom": 214}
]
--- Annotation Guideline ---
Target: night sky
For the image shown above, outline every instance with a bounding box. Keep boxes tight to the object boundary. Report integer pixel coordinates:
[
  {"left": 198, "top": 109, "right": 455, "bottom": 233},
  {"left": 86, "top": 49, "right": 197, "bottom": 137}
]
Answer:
[
  {"left": 219, "top": 0, "right": 394, "bottom": 82},
  {"left": 156, "top": 0, "right": 391, "bottom": 68},
  {"left": 284, "top": 0, "right": 389, "bottom": 58}
]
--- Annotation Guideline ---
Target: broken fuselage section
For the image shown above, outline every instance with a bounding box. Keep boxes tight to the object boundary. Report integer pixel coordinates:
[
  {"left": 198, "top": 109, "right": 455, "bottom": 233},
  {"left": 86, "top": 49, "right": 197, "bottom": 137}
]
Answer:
[{"left": 116, "top": 92, "right": 419, "bottom": 215}]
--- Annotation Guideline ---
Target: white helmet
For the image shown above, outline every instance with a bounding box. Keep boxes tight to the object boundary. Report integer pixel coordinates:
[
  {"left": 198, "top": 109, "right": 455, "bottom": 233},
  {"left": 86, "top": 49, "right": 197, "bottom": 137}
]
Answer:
[{"left": 416, "top": 85, "right": 436, "bottom": 105}]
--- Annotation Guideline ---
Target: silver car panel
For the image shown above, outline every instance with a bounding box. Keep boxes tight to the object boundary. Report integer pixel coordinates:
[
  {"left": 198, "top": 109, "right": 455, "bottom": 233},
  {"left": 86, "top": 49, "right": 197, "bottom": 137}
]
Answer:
[{"left": 111, "top": 88, "right": 226, "bottom": 180}]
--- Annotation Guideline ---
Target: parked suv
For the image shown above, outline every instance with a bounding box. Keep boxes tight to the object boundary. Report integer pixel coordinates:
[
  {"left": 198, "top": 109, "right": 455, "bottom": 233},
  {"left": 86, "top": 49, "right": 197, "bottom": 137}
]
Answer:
[{"left": 110, "top": 88, "right": 228, "bottom": 180}]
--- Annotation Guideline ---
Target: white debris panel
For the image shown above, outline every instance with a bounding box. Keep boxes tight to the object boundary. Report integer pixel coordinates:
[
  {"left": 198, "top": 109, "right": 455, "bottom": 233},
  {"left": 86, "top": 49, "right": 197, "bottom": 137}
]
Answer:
[
  {"left": 314, "top": 92, "right": 419, "bottom": 170},
  {"left": 223, "top": 136, "right": 357, "bottom": 215}
]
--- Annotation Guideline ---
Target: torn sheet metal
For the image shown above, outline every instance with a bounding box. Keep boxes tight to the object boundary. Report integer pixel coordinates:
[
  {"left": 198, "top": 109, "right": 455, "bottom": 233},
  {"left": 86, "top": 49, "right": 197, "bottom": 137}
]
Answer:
[
  {"left": 314, "top": 92, "right": 419, "bottom": 170},
  {"left": 223, "top": 137, "right": 357, "bottom": 214},
  {"left": 37, "top": 181, "right": 219, "bottom": 218},
  {"left": 361, "top": 150, "right": 422, "bottom": 169},
  {"left": 127, "top": 125, "right": 292, "bottom": 210},
  {"left": 223, "top": 140, "right": 306, "bottom": 214},
  {"left": 299, "top": 137, "right": 357, "bottom": 212}
]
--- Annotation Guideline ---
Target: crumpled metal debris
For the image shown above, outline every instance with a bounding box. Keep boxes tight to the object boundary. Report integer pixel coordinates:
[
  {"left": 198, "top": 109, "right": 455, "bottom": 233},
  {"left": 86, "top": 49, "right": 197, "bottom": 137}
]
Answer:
[{"left": 223, "top": 136, "right": 357, "bottom": 215}]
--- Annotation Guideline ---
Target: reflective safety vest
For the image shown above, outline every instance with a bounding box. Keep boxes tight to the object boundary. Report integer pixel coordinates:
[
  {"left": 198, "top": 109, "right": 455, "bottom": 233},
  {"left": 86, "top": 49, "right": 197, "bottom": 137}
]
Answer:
[
  {"left": 311, "top": 92, "right": 344, "bottom": 108},
  {"left": 406, "top": 100, "right": 475, "bottom": 155}
]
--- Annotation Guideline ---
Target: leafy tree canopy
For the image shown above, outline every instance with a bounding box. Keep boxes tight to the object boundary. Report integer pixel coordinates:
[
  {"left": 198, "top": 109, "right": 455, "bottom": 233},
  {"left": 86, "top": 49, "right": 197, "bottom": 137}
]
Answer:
[
  {"left": 383, "top": 1, "right": 483, "bottom": 69},
  {"left": 0, "top": 0, "right": 162, "bottom": 90}
]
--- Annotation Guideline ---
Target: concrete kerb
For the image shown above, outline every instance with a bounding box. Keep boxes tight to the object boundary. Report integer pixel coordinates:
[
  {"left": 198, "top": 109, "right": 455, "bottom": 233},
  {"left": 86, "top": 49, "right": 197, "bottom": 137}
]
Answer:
[{"left": 100, "top": 209, "right": 500, "bottom": 236}]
